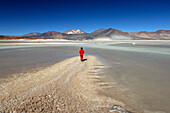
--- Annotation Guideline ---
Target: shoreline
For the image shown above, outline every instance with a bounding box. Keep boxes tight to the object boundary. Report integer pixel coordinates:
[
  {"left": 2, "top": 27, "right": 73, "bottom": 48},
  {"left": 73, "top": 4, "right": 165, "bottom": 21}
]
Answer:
[{"left": 0, "top": 56, "right": 131, "bottom": 112}]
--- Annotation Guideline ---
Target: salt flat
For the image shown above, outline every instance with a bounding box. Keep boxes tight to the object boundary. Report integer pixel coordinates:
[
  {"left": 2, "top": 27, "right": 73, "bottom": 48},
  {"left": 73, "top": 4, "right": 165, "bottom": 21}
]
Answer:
[{"left": 0, "top": 40, "right": 170, "bottom": 112}]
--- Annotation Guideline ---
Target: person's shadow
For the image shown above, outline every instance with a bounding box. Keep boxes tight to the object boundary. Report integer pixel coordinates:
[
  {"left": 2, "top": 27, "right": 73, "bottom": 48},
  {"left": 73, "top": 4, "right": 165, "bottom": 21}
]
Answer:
[{"left": 82, "top": 59, "right": 87, "bottom": 62}]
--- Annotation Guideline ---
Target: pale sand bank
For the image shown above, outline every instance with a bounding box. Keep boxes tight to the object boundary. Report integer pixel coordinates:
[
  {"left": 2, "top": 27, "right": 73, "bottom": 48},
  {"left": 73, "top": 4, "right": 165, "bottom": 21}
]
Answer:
[{"left": 0, "top": 56, "right": 130, "bottom": 112}]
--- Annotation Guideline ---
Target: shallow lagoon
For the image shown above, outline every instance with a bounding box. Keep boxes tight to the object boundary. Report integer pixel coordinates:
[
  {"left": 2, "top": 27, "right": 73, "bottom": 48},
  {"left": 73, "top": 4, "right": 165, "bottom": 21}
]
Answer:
[{"left": 0, "top": 40, "right": 170, "bottom": 112}]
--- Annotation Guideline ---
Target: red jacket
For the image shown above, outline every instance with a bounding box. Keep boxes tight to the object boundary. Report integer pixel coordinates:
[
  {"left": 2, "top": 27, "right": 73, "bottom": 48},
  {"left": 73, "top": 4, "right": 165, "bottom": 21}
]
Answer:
[{"left": 79, "top": 49, "right": 84, "bottom": 55}]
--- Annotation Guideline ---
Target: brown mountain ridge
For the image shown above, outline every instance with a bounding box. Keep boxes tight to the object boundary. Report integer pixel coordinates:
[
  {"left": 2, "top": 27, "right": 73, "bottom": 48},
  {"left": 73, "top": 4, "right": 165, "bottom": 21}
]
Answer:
[{"left": 1, "top": 28, "right": 170, "bottom": 40}]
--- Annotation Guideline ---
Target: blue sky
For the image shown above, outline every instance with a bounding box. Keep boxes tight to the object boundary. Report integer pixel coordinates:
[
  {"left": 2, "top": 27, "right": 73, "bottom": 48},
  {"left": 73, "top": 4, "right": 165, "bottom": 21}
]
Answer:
[{"left": 0, "top": 0, "right": 170, "bottom": 35}]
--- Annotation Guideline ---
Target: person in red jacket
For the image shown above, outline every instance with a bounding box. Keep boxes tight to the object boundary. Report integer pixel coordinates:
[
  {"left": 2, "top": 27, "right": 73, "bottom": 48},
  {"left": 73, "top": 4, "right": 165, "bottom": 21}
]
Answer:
[{"left": 79, "top": 47, "right": 84, "bottom": 61}]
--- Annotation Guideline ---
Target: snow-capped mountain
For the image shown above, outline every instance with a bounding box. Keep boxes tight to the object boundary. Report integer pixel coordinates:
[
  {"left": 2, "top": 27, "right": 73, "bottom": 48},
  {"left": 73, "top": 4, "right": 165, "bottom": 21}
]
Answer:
[
  {"left": 64, "top": 29, "right": 86, "bottom": 34},
  {"left": 10, "top": 29, "right": 170, "bottom": 40}
]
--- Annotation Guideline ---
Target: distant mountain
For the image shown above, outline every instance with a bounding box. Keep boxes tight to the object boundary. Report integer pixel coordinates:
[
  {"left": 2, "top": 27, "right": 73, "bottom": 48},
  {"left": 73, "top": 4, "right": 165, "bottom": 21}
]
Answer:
[
  {"left": 22, "top": 32, "right": 42, "bottom": 37},
  {"left": 22, "top": 31, "right": 64, "bottom": 39},
  {"left": 0, "top": 35, "right": 5, "bottom": 37},
  {"left": 64, "top": 29, "right": 86, "bottom": 34},
  {"left": 2, "top": 29, "right": 170, "bottom": 40},
  {"left": 0, "top": 35, "right": 40, "bottom": 40},
  {"left": 82, "top": 28, "right": 132, "bottom": 40},
  {"left": 40, "top": 31, "right": 64, "bottom": 38},
  {"left": 129, "top": 30, "right": 170, "bottom": 40}
]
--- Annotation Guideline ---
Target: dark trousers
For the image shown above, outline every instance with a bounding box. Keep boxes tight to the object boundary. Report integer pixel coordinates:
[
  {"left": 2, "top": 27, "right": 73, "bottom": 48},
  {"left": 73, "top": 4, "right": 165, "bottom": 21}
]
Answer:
[{"left": 80, "top": 55, "right": 83, "bottom": 61}]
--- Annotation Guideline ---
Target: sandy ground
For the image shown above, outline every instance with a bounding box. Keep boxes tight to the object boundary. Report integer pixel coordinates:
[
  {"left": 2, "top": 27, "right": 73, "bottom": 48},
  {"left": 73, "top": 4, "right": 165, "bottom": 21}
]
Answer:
[{"left": 0, "top": 56, "right": 129, "bottom": 113}]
